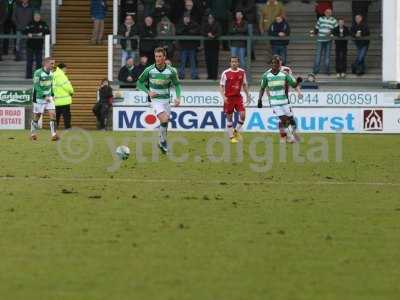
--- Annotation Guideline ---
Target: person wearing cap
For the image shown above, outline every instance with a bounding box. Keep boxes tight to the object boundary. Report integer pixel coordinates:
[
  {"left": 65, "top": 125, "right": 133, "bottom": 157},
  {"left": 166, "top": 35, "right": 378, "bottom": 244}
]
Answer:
[
  {"left": 118, "top": 56, "right": 141, "bottom": 88},
  {"left": 53, "top": 63, "right": 74, "bottom": 129},
  {"left": 23, "top": 11, "right": 49, "bottom": 78}
]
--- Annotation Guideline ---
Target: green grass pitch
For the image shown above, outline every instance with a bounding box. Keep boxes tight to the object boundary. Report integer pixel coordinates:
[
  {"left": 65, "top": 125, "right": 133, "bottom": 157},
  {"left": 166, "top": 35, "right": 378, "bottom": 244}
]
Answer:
[{"left": 0, "top": 130, "right": 400, "bottom": 300}]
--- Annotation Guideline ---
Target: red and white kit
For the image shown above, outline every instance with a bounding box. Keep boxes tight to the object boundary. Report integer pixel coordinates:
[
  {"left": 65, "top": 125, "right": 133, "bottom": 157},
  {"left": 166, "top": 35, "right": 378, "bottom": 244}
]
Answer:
[{"left": 220, "top": 68, "right": 247, "bottom": 114}]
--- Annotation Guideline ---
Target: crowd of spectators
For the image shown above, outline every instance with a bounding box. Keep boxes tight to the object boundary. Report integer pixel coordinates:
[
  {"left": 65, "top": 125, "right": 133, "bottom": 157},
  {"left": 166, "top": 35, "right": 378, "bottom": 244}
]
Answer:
[
  {"left": 116, "top": 0, "right": 374, "bottom": 85},
  {"left": 0, "top": 1, "right": 375, "bottom": 83}
]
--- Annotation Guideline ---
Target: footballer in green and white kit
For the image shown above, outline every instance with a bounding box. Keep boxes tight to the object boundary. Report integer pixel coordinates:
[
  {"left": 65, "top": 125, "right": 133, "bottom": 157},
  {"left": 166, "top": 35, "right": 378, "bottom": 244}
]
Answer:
[
  {"left": 258, "top": 56, "right": 302, "bottom": 143},
  {"left": 31, "top": 57, "right": 59, "bottom": 141},
  {"left": 137, "top": 47, "right": 182, "bottom": 153}
]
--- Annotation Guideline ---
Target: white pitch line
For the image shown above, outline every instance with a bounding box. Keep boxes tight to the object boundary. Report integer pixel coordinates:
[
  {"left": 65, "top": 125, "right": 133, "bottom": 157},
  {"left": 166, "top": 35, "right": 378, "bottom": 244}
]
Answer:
[{"left": 1, "top": 177, "right": 400, "bottom": 187}]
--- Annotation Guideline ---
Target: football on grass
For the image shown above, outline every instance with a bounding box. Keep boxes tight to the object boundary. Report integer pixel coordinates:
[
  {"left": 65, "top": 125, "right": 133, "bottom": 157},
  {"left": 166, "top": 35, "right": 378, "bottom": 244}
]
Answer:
[{"left": 116, "top": 145, "right": 130, "bottom": 160}]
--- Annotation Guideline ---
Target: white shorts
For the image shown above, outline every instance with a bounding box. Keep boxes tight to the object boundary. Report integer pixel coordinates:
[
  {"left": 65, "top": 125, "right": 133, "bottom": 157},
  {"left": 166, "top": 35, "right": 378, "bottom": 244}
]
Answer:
[
  {"left": 151, "top": 101, "right": 171, "bottom": 116},
  {"left": 272, "top": 104, "right": 293, "bottom": 117},
  {"left": 33, "top": 102, "right": 56, "bottom": 114}
]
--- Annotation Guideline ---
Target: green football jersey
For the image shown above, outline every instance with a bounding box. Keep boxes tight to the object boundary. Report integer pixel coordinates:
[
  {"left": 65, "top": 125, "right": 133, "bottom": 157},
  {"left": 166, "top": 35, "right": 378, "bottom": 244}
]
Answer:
[
  {"left": 260, "top": 70, "right": 297, "bottom": 106},
  {"left": 137, "top": 64, "right": 181, "bottom": 103},
  {"left": 33, "top": 68, "right": 53, "bottom": 104}
]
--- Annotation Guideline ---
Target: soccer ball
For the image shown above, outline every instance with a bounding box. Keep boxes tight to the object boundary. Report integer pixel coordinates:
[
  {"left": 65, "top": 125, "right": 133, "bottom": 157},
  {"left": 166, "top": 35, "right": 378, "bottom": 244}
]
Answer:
[{"left": 116, "top": 145, "right": 130, "bottom": 160}]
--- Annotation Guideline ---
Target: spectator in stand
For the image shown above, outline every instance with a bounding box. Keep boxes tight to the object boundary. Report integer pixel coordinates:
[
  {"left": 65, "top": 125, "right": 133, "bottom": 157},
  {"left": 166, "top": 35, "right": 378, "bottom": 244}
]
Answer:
[
  {"left": 208, "top": 0, "right": 232, "bottom": 50},
  {"left": 268, "top": 15, "right": 290, "bottom": 65},
  {"left": 23, "top": 11, "right": 49, "bottom": 78},
  {"left": 120, "top": 0, "right": 137, "bottom": 22},
  {"left": 152, "top": 0, "right": 170, "bottom": 25},
  {"left": 13, "top": 0, "right": 33, "bottom": 61},
  {"left": 0, "top": 0, "right": 8, "bottom": 61},
  {"left": 182, "top": 0, "right": 202, "bottom": 25},
  {"left": 332, "top": 17, "right": 350, "bottom": 78},
  {"left": 118, "top": 14, "right": 138, "bottom": 66},
  {"left": 90, "top": 0, "right": 107, "bottom": 44},
  {"left": 259, "top": 0, "right": 285, "bottom": 35},
  {"left": 142, "top": 0, "right": 155, "bottom": 17},
  {"left": 235, "top": 0, "right": 257, "bottom": 32},
  {"left": 229, "top": 10, "right": 248, "bottom": 69},
  {"left": 176, "top": 14, "right": 200, "bottom": 79},
  {"left": 235, "top": 0, "right": 256, "bottom": 60},
  {"left": 351, "top": 14, "right": 369, "bottom": 75},
  {"left": 2, "top": 0, "right": 17, "bottom": 56},
  {"left": 201, "top": 13, "right": 221, "bottom": 80},
  {"left": 352, "top": 1, "right": 371, "bottom": 23},
  {"left": 53, "top": 63, "right": 74, "bottom": 129},
  {"left": 315, "top": 0, "right": 332, "bottom": 20},
  {"left": 139, "top": 16, "right": 157, "bottom": 65},
  {"left": 157, "top": 16, "right": 176, "bottom": 59},
  {"left": 311, "top": 8, "right": 337, "bottom": 75},
  {"left": 118, "top": 56, "right": 141, "bottom": 88},
  {"left": 94, "top": 79, "right": 113, "bottom": 130}
]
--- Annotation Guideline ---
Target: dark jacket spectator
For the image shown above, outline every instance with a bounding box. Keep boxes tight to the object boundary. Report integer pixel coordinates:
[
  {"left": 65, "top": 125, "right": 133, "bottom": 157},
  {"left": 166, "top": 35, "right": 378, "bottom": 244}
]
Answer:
[
  {"left": 332, "top": 19, "right": 350, "bottom": 76},
  {"left": 201, "top": 13, "right": 221, "bottom": 80},
  {"left": 139, "top": 16, "right": 157, "bottom": 63},
  {"left": 157, "top": 16, "right": 176, "bottom": 58},
  {"left": 268, "top": 16, "right": 290, "bottom": 46},
  {"left": 118, "top": 57, "right": 141, "bottom": 87},
  {"left": 23, "top": 14, "right": 49, "bottom": 50},
  {"left": 2, "top": 0, "right": 17, "bottom": 55},
  {"left": 120, "top": 0, "right": 137, "bottom": 21},
  {"left": 351, "top": 18, "right": 370, "bottom": 47},
  {"left": 234, "top": 0, "right": 257, "bottom": 28},
  {"left": 332, "top": 21, "right": 350, "bottom": 48},
  {"left": 176, "top": 15, "right": 200, "bottom": 50},
  {"left": 23, "top": 12, "right": 49, "bottom": 78},
  {"left": 95, "top": 79, "right": 113, "bottom": 130},
  {"left": 152, "top": 0, "right": 170, "bottom": 25},
  {"left": 118, "top": 15, "right": 138, "bottom": 51},
  {"left": 229, "top": 14, "right": 248, "bottom": 48},
  {"left": 12, "top": 0, "right": 33, "bottom": 31},
  {"left": 207, "top": 0, "right": 232, "bottom": 47},
  {"left": 351, "top": 15, "right": 369, "bottom": 75}
]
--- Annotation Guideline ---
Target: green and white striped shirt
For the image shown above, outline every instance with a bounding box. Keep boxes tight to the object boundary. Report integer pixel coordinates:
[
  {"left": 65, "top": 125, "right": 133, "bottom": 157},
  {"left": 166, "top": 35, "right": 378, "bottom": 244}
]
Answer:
[
  {"left": 137, "top": 64, "right": 181, "bottom": 102},
  {"left": 260, "top": 70, "right": 297, "bottom": 106},
  {"left": 316, "top": 16, "right": 337, "bottom": 42}
]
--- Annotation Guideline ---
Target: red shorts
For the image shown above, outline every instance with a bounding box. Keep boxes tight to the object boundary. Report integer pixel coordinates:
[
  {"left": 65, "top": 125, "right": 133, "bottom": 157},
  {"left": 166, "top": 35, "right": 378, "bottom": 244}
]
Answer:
[{"left": 224, "top": 96, "right": 245, "bottom": 114}]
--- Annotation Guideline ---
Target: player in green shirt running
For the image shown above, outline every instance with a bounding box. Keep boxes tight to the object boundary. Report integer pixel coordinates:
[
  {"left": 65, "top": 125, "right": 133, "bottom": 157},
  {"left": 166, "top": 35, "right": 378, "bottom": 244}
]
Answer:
[
  {"left": 30, "top": 57, "right": 59, "bottom": 141},
  {"left": 258, "top": 56, "right": 302, "bottom": 143},
  {"left": 137, "top": 47, "right": 182, "bottom": 154}
]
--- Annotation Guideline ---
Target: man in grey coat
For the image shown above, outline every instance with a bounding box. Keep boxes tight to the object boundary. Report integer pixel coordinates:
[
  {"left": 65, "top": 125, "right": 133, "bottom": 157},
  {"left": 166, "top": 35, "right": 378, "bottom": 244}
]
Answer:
[{"left": 13, "top": 0, "right": 33, "bottom": 60}]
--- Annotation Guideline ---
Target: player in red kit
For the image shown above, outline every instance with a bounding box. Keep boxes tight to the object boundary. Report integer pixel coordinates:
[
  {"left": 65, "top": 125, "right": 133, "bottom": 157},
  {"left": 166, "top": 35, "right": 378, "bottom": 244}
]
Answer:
[{"left": 219, "top": 56, "right": 251, "bottom": 143}]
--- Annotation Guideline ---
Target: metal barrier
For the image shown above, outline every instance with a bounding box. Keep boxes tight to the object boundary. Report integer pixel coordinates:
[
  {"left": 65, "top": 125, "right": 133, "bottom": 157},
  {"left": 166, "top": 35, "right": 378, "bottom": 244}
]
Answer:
[{"left": 0, "top": 34, "right": 52, "bottom": 58}]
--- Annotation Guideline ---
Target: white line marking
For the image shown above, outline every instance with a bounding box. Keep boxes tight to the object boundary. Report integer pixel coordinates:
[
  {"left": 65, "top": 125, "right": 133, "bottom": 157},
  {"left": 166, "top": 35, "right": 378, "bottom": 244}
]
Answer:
[{"left": 1, "top": 177, "right": 400, "bottom": 187}]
